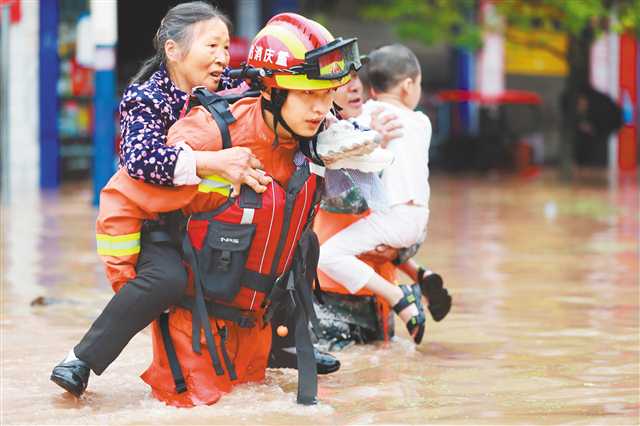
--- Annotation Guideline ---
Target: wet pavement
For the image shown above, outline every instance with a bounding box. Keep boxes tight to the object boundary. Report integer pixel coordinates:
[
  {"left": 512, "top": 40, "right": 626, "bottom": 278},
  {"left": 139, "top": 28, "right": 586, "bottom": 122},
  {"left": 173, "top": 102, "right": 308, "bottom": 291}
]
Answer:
[{"left": 1, "top": 169, "right": 638, "bottom": 425}]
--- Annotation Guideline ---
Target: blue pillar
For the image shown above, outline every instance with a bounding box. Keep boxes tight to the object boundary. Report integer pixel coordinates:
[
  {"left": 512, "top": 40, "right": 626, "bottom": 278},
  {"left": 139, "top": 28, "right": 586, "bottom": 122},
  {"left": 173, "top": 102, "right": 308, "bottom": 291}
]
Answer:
[
  {"left": 90, "top": 0, "right": 118, "bottom": 205},
  {"left": 455, "top": 48, "right": 477, "bottom": 135},
  {"left": 39, "top": 0, "right": 59, "bottom": 189},
  {"left": 92, "top": 46, "right": 116, "bottom": 205}
]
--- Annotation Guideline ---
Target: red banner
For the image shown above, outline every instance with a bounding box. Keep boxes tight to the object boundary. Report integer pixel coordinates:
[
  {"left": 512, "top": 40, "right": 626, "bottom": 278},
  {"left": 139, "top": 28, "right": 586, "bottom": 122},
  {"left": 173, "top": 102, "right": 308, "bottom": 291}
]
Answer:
[
  {"left": 618, "top": 33, "right": 638, "bottom": 171},
  {"left": 0, "top": 0, "right": 20, "bottom": 23}
]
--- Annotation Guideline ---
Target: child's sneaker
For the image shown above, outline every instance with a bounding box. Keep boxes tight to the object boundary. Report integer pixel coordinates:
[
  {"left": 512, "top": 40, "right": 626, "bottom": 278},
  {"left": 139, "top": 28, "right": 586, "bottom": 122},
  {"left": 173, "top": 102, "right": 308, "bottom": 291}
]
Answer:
[
  {"left": 317, "top": 120, "right": 393, "bottom": 172},
  {"left": 317, "top": 120, "right": 380, "bottom": 162}
]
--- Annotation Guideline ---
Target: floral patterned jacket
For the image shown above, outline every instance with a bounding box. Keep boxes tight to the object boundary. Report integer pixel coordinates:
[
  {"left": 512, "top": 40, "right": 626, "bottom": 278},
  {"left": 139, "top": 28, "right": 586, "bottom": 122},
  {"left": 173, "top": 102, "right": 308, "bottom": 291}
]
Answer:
[{"left": 118, "top": 65, "right": 241, "bottom": 186}]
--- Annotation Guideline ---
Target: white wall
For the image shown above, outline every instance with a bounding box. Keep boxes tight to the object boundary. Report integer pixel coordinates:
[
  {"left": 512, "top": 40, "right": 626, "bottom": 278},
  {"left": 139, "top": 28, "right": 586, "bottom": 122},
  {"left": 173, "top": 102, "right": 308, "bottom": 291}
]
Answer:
[
  {"left": 3, "top": 2, "right": 41, "bottom": 305},
  {"left": 7, "top": 0, "right": 39, "bottom": 202}
]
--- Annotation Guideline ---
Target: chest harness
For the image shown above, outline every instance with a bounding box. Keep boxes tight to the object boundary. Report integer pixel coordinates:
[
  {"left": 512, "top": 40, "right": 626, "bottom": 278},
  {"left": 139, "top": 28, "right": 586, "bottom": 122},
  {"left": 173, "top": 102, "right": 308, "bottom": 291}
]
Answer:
[{"left": 148, "top": 88, "right": 325, "bottom": 405}]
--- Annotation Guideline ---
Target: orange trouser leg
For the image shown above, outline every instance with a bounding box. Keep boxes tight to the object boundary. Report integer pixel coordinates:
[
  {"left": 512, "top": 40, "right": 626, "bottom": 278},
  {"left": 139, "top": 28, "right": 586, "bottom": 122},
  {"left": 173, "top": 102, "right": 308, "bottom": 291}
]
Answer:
[{"left": 141, "top": 308, "right": 271, "bottom": 407}]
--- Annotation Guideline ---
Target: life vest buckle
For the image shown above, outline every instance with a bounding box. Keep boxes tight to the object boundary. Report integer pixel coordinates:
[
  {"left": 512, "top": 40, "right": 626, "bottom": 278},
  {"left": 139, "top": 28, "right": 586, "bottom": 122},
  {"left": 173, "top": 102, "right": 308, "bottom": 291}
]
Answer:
[
  {"left": 217, "top": 250, "right": 232, "bottom": 271},
  {"left": 236, "top": 315, "right": 256, "bottom": 328},
  {"left": 217, "top": 324, "right": 227, "bottom": 339}
]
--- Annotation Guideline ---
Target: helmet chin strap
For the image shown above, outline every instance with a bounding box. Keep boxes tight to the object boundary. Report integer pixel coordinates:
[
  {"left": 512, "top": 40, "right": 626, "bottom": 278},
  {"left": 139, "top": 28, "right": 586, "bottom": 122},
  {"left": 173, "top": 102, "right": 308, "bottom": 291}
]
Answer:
[{"left": 261, "top": 89, "right": 315, "bottom": 146}]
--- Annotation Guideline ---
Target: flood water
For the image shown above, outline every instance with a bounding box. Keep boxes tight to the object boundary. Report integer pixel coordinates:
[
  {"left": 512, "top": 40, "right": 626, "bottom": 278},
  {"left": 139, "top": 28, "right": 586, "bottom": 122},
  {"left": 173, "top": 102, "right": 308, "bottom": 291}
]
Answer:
[{"left": 1, "top": 169, "right": 638, "bottom": 425}]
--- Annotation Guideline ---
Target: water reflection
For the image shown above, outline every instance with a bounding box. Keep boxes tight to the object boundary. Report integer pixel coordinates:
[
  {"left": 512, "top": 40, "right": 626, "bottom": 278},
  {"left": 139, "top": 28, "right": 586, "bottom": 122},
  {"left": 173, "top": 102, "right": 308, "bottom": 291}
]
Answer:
[{"left": 1, "top": 171, "right": 638, "bottom": 425}]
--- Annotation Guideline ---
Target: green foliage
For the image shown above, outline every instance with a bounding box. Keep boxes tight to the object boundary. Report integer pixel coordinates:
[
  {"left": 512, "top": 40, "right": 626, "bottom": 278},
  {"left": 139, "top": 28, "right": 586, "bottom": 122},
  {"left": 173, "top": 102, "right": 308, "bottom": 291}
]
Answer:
[
  {"left": 616, "top": 0, "right": 640, "bottom": 35},
  {"left": 362, "top": 0, "right": 640, "bottom": 49},
  {"left": 362, "top": 0, "right": 482, "bottom": 50}
]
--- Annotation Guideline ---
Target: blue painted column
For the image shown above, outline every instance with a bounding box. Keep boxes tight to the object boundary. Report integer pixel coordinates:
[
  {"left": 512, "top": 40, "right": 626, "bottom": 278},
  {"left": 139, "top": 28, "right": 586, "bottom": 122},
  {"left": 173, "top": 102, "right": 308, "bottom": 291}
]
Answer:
[
  {"left": 39, "top": 0, "right": 60, "bottom": 189},
  {"left": 455, "top": 48, "right": 477, "bottom": 135},
  {"left": 92, "top": 46, "right": 116, "bottom": 205},
  {"left": 90, "top": 0, "right": 117, "bottom": 205}
]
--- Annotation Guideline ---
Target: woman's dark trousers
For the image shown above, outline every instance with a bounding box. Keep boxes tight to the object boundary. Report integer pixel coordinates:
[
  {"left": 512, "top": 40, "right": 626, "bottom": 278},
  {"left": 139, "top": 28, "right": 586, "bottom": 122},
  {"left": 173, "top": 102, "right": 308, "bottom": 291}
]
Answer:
[{"left": 74, "top": 240, "right": 187, "bottom": 375}]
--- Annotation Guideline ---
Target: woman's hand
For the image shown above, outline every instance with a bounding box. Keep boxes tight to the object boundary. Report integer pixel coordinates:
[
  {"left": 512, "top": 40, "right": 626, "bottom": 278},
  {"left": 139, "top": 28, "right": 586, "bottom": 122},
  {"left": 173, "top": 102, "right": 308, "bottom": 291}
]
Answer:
[
  {"left": 195, "top": 148, "right": 272, "bottom": 196},
  {"left": 370, "top": 107, "right": 403, "bottom": 148}
]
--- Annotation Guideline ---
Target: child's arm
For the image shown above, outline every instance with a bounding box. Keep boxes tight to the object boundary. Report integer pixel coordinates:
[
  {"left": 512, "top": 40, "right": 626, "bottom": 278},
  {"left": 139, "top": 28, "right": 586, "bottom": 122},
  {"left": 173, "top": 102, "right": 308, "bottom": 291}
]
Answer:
[{"left": 357, "top": 103, "right": 403, "bottom": 148}]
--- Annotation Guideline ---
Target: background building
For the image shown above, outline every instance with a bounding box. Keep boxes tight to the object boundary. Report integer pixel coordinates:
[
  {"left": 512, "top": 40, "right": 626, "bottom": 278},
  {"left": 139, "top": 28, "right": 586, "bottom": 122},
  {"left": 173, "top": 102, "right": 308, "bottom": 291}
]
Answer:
[{"left": 1, "top": 0, "right": 637, "bottom": 203}]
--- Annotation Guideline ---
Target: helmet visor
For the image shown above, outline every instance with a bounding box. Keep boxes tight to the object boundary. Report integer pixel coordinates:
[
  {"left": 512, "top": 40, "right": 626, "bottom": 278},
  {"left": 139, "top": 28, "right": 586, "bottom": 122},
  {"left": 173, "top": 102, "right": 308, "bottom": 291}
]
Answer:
[{"left": 304, "top": 38, "right": 362, "bottom": 80}]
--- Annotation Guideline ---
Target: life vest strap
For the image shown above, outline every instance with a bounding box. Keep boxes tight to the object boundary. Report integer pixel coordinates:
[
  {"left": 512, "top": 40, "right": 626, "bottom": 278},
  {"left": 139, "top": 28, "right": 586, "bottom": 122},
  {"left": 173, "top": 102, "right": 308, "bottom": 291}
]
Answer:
[
  {"left": 181, "top": 234, "right": 229, "bottom": 378},
  {"left": 216, "top": 323, "right": 237, "bottom": 381},
  {"left": 261, "top": 229, "right": 322, "bottom": 404},
  {"left": 238, "top": 185, "right": 263, "bottom": 209},
  {"left": 290, "top": 232, "right": 322, "bottom": 405},
  {"left": 141, "top": 227, "right": 172, "bottom": 244},
  {"left": 268, "top": 163, "right": 312, "bottom": 277},
  {"left": 191, "top": 88, "right": 236, "bottom": 150},
  {"left": 178, "top": 297, "right": 257, "bottom": 329},
  {"left": 241, "top": 269, "right": 274, "bottom": 293},
  {"left": 142, "top": 211, "right": 188, "bottom": 246},
  {"left": 158, "top": 312, "right": 187, "bottom": 394}
]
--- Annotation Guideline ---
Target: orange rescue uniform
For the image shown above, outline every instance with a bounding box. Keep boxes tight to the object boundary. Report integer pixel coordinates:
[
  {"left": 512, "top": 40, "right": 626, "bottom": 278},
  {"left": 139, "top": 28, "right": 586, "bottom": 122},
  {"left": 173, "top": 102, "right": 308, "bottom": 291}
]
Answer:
[{"left": 96, "top": 96, "right": 301, "bottom": 406}]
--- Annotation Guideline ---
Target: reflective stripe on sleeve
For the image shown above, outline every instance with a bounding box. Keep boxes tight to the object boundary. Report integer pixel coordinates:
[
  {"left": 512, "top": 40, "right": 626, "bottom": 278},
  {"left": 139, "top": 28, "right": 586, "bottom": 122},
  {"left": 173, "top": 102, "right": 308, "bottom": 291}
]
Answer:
[
  {"left": 198, "top": 175, "right": 232, "bottom": 197},
  {"left": 96, "top": 232, "right": 141, "bottom": 256}
]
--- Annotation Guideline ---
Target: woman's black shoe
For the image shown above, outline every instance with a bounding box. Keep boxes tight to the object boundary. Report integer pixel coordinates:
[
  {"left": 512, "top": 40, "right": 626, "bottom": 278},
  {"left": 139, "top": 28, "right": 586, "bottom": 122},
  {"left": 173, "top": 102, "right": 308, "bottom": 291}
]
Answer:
[
  {"left": 50, "top": 359, "right": 91, "bottom": 397},
  {"left": 268, "top": 347, "right": 341, "bottom": 375}
]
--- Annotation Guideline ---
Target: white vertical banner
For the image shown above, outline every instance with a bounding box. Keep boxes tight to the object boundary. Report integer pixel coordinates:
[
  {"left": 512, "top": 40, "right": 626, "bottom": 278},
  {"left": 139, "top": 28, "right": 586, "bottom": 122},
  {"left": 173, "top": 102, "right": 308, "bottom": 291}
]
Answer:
[
  {"left": 76, "top": 12, "right": 94, "bottom": 67},
  {"left": 606, "top": 32, "right": 620, "bottom": 101},
  {"left": 90, "top": 0, "right": 117, "bottom": 70},
  {"left": 477, "top": 33, "right": 505, "bottom": 97},
  {"left": 6, "top": 0, "right": 39, "bottom": 202},
  {"left": 590, "top": 35, "right": 609, "bottom": 92},
  {"left": 90, "top": 0, "right": 117, "bottom": 46},
  {"left": 591, "top": 31, "right": 620, "bottom": 172},
  {"left": 476, "top": 0, "right": 504, "bottom": 98},
  {"left": 590, "top": 32, "right": 620, "bottom": 99}
]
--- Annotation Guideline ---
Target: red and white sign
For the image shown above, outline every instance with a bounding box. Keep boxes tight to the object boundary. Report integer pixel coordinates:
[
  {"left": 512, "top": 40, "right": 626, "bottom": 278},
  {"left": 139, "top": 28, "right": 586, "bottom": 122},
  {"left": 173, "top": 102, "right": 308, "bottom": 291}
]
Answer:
[{"left": 0, "top": 0, "right": 20, "bottom": 23}]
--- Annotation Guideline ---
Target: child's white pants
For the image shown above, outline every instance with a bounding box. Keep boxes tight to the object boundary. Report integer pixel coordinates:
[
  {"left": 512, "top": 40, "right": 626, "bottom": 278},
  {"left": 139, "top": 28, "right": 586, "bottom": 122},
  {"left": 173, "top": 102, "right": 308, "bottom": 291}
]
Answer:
[{"left": 318, "top": 204, "right": 428, "bottom": 294}]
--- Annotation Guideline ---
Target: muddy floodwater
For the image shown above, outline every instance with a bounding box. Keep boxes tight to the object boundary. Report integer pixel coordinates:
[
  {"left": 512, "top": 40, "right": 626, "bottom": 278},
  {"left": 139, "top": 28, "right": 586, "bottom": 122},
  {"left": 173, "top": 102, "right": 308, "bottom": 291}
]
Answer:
[{"left": 1, "top": 170, "right": 638, "bottom": 425}]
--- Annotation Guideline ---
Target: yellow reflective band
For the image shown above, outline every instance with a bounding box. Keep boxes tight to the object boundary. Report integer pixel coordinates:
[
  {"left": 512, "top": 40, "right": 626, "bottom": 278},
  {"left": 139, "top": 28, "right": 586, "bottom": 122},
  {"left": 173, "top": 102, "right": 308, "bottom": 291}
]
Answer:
[
  {"left": 274, "top": 73, "right": 350, "bottom": 90},
  {"left": 254, "top": 24, "right": 307, "bottom": 59},
  {"left": 96, "top": 232, "right": 141, "bottom": 256},
  {"left": 198, "top": 175, "right": 232, "bottom": 197}
]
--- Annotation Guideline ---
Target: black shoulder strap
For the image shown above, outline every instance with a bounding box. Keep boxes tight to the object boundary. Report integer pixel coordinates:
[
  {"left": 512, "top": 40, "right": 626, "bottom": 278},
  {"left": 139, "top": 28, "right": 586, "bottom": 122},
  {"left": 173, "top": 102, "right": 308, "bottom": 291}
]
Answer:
[
  {"left": 159, "top": 312, "right": 187, "bottom": 394},
  {"left": 188, "top": 87, "right": 237, "bottom": 150}
]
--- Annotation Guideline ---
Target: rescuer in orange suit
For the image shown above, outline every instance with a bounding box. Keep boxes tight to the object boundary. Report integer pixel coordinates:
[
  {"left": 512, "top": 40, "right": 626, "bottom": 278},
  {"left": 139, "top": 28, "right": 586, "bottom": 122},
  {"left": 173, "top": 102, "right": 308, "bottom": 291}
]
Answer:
[{"left": 91, "top": 13, "right": 362, "bottom": 406}]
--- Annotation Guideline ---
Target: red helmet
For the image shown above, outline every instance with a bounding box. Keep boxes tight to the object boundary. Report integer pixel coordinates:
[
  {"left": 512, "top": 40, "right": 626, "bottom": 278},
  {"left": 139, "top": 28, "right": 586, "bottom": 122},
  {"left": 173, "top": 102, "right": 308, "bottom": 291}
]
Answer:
[{"left": 246, "top": 13, "right": 361, "bottom": 90}]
